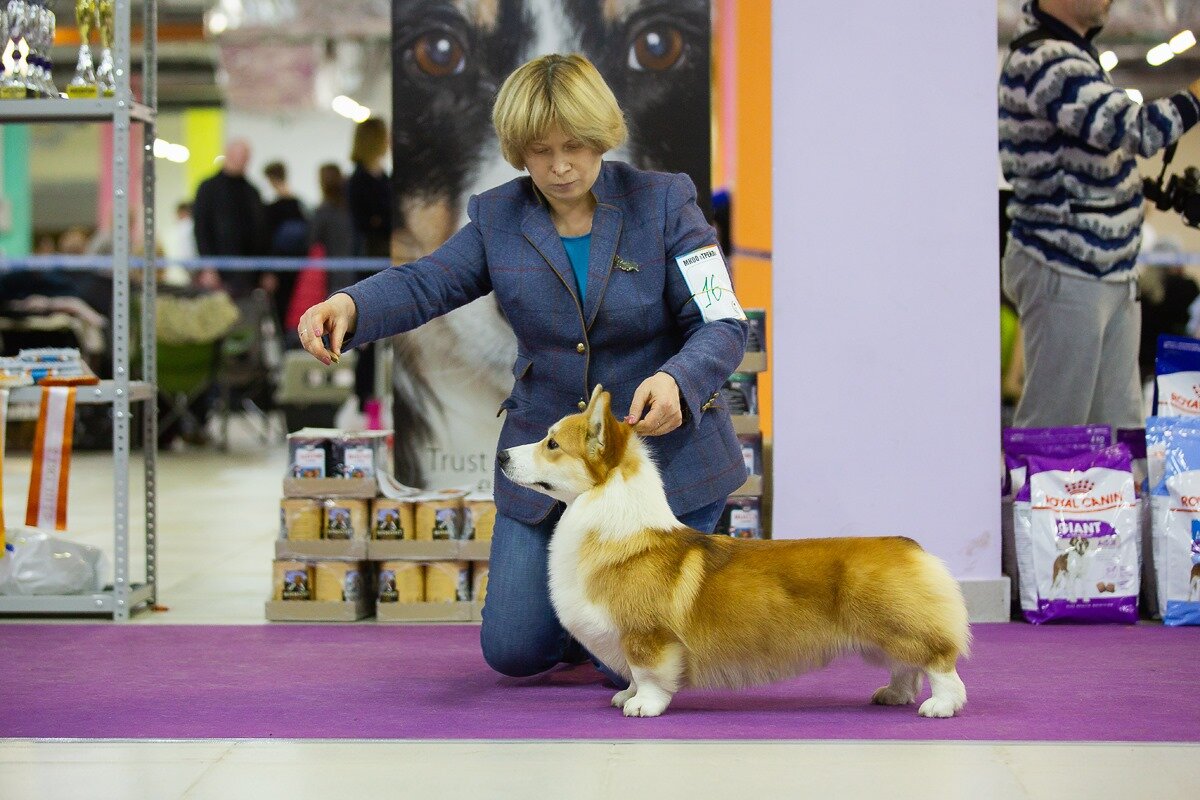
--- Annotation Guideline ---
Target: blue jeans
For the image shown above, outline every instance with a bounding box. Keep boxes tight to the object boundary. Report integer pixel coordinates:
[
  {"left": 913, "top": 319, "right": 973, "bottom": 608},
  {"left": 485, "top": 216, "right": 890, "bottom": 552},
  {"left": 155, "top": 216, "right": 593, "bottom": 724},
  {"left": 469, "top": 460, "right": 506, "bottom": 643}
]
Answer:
[{"left": 479, "top": 498, "right": 727, "bottom": 685}]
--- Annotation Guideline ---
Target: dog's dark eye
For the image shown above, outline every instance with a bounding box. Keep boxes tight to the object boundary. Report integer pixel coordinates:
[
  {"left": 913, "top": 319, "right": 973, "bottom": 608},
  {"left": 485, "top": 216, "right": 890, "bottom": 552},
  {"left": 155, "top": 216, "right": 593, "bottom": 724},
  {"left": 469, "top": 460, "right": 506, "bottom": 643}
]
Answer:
[
  {"left": 627, "top": 25, "right": 684, "bottom": 72},
  {"left": 411, "top": 31, "right": 466, "bottom": 78},
  {"left": 547, "top": 439, "right": 559, "bottom": 451}
]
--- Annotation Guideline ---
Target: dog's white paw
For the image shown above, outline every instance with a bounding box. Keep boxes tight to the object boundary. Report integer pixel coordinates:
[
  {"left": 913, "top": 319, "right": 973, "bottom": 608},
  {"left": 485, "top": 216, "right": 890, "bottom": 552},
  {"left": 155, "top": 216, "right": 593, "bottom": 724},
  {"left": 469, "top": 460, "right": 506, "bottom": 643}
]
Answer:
[
  {"left": 622, "top": 694, "right": 669, "bottom": 718},
  {"left": 918, "top": 697, "right": 958, "bottom": 718},
  {"left": 611, "top": 687, "right": 637, "bottom": 708},
  {"left": 871, "top": 685, "right": 916, "bottom": 706}
]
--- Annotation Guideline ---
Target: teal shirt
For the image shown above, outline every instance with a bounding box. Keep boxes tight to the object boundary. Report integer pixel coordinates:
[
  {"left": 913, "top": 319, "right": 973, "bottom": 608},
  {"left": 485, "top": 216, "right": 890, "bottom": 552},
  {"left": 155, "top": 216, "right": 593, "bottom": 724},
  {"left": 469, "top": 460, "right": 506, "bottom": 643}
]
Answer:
[{"left": 560, "top": 233, "right": 591, "bottom": 302}]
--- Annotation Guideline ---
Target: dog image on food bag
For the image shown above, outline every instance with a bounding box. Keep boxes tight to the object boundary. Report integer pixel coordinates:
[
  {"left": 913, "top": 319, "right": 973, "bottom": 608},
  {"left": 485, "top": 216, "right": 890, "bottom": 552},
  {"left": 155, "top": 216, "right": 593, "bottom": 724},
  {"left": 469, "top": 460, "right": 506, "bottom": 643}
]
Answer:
[
  {"left": 1050, "top": 536, "right": 1092, "bottom": 602},
  {"left": 498, "top": 386, "right": 970, "bottom": 718}
]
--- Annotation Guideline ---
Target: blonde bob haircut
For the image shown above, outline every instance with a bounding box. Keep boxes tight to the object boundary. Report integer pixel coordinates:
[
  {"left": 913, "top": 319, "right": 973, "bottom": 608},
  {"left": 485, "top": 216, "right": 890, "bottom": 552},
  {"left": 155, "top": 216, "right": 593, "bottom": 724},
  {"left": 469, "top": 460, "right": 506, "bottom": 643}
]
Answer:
[{"left": 492, "top": 53, "right": 628, "bottom": 170}]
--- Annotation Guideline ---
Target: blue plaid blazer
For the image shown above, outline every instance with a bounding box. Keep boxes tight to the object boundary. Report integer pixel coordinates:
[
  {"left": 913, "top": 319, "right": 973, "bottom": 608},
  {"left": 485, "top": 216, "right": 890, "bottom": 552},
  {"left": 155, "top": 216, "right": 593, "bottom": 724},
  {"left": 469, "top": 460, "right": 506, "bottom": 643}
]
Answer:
[{"left": 342, "top": 160, "right": 749, "bottom": 524}]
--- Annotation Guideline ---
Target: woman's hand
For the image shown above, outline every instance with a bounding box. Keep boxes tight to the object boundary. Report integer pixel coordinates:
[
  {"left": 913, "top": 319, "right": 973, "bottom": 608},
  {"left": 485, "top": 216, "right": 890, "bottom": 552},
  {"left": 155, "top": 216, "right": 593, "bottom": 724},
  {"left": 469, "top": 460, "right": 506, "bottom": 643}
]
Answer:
[
  {"left": 626, "top": 372, "right": 683, "bottom": 436},
  {"left": 297, "top": 293, "right": 358, "bottom": 366}
]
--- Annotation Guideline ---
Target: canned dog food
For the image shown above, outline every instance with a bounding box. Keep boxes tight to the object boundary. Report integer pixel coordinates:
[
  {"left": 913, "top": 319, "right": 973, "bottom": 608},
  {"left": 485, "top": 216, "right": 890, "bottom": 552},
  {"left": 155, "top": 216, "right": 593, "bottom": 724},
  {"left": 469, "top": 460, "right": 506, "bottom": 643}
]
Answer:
[
  {"left": 280, "top": 498, "right": 323, "bottom": 540},
  {"left": 462, "top": 496, "right": 496, "bottom": 541},
  {"left": 473, "top": 564, "right": 489, "bottom": 604},
  {"left": 323, "top": 498, "right": 369, "bottom": 540},
  {"left": 416, "top": 496, "right": 462, "bottom": 541},
  {"left": 288, "top": 434, "right": 330, "bottom": 478},
  {"left": 314, "top": 561, "right": 366, "bottom": 602},
  {"left": 372, "top": 499, "right": 416, "bottom": 540},
  {"left": 377, "top": 561, "right": 424, "bottom": 603},
  {"left": 273, "top": 559, "right": 313, "bottom": 601},
  {"left": 426, "top": 561, "right": 471, "bottom": 602},
  {"left": 721, "top": 373, "right": 758, "bottom": 415}
]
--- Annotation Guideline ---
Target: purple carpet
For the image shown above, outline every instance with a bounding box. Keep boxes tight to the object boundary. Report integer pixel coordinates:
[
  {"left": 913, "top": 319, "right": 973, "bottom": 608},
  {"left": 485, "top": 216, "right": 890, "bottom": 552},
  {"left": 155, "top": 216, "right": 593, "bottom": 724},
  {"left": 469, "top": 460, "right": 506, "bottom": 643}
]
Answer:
[{"left": 1, "top": 623, "right": 1196, "bottom": 741}]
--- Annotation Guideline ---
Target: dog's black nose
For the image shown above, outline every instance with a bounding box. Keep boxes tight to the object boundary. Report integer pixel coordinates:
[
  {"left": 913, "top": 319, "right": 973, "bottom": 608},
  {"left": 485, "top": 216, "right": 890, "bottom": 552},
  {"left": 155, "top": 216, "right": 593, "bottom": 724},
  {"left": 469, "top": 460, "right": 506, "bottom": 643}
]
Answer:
[{"left": 497, "top": 450, "right": 510, "bottom": 467}]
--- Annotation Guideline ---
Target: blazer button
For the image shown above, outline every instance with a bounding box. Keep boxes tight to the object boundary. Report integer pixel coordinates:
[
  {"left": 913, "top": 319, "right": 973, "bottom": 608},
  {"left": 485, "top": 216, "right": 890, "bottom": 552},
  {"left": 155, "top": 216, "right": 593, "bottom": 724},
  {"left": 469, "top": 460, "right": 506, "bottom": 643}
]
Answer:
[
  {"left": 576, "top": 342, "right": 586, "bottom": 353},
  {"left": 577, "top": 400, "right": 587, "bottom": 411}
]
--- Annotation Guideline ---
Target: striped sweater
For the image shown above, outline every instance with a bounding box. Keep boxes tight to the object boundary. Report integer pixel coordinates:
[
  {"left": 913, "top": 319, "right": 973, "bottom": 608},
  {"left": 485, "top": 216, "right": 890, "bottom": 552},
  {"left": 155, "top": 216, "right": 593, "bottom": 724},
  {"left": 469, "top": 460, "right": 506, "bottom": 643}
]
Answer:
[{"left": 999, "top": 1, "right": 1200, "bottom": 280}]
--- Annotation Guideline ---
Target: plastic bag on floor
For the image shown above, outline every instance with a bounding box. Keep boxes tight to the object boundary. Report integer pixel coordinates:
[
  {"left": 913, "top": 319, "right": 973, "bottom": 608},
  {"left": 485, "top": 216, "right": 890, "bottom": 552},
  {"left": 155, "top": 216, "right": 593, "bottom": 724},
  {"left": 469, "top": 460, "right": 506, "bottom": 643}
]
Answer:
[{"left": 0, "top": 529, "right": 110, "bottom": 596}]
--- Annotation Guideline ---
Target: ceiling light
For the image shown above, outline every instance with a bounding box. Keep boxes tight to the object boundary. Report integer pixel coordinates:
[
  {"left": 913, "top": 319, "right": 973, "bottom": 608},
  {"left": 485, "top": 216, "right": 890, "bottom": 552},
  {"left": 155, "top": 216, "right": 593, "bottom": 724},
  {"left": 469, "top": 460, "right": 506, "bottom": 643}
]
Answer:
[
  {"left": 1170, "top": 30, "right": 1196, "bottom": 54},
  {"left": 1126, "top": 89, "right": 1144, "bottom": 105},
  {"left": 1099, "top": 50, "right": 1118, "bottom": 71}
]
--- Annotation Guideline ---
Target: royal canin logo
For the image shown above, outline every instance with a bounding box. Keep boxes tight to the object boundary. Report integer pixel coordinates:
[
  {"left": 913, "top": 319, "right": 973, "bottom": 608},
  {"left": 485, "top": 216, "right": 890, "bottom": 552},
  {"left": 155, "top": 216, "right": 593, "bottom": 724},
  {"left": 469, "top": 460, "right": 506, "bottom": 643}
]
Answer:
[
  {"left": 1065, "top": 479, "right": 1094, "bottom": 495},
  {"left": 1169, "top": 390, "right": 1200, "bottom": 413},
  {"left": 1041, "top": 491, "right": 1124, "bottom": 512}
]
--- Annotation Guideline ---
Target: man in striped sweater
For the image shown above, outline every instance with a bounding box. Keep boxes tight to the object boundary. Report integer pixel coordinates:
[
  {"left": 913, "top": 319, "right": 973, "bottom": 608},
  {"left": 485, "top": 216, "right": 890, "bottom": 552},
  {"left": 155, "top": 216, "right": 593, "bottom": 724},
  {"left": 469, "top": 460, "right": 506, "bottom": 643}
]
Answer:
[{"left": 1000, "top": 0, "right": 1200, "bottom": 428}]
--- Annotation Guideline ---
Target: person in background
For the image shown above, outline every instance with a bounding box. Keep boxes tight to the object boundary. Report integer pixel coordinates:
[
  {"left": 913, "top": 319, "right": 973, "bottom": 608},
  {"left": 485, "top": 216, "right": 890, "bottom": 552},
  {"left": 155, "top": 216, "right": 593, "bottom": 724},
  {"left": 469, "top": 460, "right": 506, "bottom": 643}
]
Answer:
[
  {"left": 192, "top": 138, "right": 269, "bottom": 296},
  {"left": 346, "top": 119, "right": 394, "bottom": 414},
  {"left": 263, "top": 160, "right": 310, "bottom": 325},
  {"left": 347, "top": 118, "right": 393, "bottom": 260},
  {"left": 310, "top": 163, "right": 357, "bottom": 293},
  {"left": 999, "top": 0, "right": 1200, "bottom": 430}
]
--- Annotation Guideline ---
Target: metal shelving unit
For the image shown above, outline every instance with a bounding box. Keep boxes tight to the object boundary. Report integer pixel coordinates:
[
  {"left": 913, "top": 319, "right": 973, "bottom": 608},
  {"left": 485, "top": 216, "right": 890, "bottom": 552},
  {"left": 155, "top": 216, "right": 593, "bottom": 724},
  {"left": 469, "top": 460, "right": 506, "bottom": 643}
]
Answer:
[{"left": 0, "top": 0, "right": 158, "bottom": 620}]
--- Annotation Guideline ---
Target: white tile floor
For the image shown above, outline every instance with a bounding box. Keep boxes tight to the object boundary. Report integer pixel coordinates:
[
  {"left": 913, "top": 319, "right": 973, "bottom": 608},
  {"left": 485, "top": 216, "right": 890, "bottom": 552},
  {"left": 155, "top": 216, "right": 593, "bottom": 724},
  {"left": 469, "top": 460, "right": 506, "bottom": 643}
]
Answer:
[{"left": 2, "top": 424, "right": 1198, "bottom": 798}]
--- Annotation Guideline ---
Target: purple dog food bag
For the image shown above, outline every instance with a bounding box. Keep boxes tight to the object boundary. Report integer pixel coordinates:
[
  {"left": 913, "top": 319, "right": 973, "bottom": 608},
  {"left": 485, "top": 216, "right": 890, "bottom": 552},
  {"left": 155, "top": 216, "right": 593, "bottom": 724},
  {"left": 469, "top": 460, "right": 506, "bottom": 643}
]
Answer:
[
  {"left": 1014, "top": 445, "right": 1139, "bottom": 624},
  {"left": 1003, "top": 425, "right": 1111, "bottom": 497}
]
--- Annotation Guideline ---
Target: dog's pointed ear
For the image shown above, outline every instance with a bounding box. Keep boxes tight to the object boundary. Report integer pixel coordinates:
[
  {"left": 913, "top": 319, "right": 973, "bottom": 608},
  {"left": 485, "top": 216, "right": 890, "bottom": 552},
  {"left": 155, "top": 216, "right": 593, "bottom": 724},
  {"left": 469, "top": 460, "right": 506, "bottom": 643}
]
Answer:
[{"left": 587, "top": 387, "right": 611, "bottom": 455}]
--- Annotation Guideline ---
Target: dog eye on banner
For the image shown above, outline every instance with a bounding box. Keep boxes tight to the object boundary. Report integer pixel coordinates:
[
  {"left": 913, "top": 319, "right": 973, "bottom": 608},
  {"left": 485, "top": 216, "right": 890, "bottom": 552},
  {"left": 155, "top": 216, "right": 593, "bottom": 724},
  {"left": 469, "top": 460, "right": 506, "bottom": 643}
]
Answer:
[{"left": 388, "top": 0, "right": 713, "bottom": 491}]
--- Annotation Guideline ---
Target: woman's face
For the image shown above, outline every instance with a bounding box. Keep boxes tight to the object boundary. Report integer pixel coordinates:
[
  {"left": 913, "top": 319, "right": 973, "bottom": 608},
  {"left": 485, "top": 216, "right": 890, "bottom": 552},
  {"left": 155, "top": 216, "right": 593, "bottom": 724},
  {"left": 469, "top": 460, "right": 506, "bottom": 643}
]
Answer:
[{"left": 522, "top": 126, "right": 603, "bottom": 209}]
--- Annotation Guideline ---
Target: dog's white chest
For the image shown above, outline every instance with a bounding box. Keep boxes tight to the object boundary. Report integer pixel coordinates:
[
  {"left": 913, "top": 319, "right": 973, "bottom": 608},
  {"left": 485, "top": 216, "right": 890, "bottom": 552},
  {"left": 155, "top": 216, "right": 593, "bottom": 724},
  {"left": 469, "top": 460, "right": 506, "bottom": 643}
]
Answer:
[{"left": 547, "top": 518, "right": 622, "bottom": 657}]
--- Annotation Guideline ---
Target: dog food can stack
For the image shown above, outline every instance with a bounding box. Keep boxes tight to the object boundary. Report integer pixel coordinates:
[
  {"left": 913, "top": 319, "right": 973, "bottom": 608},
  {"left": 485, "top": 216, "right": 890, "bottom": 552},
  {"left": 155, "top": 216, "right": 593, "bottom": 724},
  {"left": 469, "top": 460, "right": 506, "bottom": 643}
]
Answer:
[
  {"left": 415, "top": 494, "right": 463, "bottom": 541},
  {"left": 273, "top": 560, "right": 313, "bottom": 601},
  {"left": 722, "top": 373, "right": 758, "bottom": 415},
  {"left": 462, "top": 494, "right": 496, "bottom": 541},
  {"left": 323, "top": 498, "right": 370, "bottom": 540},
  {"left": 372, "top": 498, "right": 416, "bottom": 540},
  {"left": 426, "top": 561, "right": 471, "bottom": 602},
  {"left": 718, "top": 498, "right": 763, "bottom": 539},
  {"left": 473, "top": 564, "right": 489, "bottom": 604},
  {"left": 314, "top": 561, "right": 367, "bottom": 602},
  {"left": 280, "top": 498, "right": 323, "bottom": 540},
  {"left": 377, "top": 561, "right": 425, "bottom": 603},
  {"left": 738, "top": 434, "right": 763, "bottom": 476},
  {"left": 288, "top": 433, "right": 331, "bottom": 478}
]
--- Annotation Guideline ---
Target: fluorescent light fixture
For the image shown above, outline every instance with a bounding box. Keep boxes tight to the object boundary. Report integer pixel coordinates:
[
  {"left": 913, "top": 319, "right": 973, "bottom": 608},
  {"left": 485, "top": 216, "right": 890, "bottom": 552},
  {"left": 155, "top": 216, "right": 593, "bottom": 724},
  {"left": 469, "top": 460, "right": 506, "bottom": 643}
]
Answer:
[
  {"left": 1099, "top": 50, "right": 1119, "bottom": 71},
  {"left": 1170, "top": 30, "right": 1196, "bottom": 54},
  {"left": 332, "top": 95, "right": 371, "bottom": 123},
  {"left": 1126, "top": 89, "right": 1144, "bottom": 105},
  {"left": 1147, "top": 43, "right": 1175, "bottom": 66}
]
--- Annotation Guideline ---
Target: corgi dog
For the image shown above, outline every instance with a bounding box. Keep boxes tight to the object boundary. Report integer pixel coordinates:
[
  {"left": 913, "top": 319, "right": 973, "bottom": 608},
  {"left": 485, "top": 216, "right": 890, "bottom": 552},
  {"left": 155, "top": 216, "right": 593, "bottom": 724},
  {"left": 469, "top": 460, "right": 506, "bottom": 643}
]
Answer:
[{"left": 498, "top": 386, "right": 971, "bottom": 718}]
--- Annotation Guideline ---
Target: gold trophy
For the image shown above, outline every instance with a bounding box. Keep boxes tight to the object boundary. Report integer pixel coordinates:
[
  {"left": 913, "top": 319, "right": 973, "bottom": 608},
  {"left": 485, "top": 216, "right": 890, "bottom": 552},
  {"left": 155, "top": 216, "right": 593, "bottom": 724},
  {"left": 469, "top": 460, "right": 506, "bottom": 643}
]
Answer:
[
  {"left": 94, "top": 0, "right": 112, "bottom": 97},
  {"left": 65, "top": 0, "right": 96, "bottom": 98}
]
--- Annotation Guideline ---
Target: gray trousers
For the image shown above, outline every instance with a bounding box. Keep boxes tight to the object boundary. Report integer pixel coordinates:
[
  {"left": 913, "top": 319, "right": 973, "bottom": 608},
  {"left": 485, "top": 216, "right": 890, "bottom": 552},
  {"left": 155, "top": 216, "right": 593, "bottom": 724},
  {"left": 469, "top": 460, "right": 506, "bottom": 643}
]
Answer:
[{"left": 1002, "top": 241, "right": 1144, "bottom": 430}]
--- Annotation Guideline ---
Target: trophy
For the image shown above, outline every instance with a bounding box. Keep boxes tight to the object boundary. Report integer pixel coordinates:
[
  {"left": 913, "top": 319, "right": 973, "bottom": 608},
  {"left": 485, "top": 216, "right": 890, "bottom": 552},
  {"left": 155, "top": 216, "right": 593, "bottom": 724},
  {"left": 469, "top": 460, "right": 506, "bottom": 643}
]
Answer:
[
  {"left": 0, "top": 0, "right": 29, "bottom": 98},
  {"left": 27, "top": 0, "right": 54, "bottom": 96},
  {"left": 66, "top": 0, "right": 96, "bottom": 97},
  {"left": 94, "top": 0, "right": 111, "bottom": 96}
]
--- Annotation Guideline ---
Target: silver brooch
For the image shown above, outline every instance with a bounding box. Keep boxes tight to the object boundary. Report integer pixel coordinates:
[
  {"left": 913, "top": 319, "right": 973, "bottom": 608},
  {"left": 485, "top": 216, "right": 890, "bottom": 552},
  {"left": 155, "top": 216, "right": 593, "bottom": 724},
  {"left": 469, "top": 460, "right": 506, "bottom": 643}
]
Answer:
[{"left": 614, "top": 255, "right": 640, "bottom": 272}]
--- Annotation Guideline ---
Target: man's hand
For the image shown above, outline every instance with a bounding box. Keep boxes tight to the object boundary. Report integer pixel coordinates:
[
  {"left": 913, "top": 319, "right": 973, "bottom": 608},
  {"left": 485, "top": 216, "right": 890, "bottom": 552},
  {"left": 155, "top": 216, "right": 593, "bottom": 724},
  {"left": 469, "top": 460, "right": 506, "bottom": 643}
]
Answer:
[
  {"left": 626, "top": 372, "right": 683, "bottom": 436},
  {"left": 297, "top": 293, "right": 358, "bottom": 366}
]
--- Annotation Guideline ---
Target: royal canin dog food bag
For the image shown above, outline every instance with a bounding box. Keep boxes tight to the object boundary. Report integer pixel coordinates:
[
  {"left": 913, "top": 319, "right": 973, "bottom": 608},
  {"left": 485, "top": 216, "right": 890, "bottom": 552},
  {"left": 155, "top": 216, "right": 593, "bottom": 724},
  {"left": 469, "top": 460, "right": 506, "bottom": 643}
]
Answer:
[
  {"left": 1150, "top": 420, "right": 1200, "bottom": 626},
  {"left": 1154, "top": 334, "right": 1200, "bottom": 417},
  {"left": 1002, "top": 425, "right": 1111, "bottom": 498},
  {"left": 1013, "top": 444, "right": 1139, "bottom": 624}
]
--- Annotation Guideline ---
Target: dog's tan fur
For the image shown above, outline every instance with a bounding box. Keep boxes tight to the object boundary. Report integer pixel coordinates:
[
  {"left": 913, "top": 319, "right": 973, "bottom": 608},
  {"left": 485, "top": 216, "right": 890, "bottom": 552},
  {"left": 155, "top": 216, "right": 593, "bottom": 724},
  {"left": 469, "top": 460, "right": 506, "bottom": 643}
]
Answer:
[{"left": 503, "top": 386, "right": 970, "bottom": 716}]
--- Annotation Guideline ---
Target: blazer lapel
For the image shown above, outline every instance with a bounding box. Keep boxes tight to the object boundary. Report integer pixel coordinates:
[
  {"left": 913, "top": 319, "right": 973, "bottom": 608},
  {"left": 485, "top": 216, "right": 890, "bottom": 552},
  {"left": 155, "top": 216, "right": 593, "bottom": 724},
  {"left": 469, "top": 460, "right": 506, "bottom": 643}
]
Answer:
[
  {"left": 521, "top": 205, "right": 582, "bottom": 309},
  {"left": 583, "top": 202, "right": 622, "bottom": 330}
]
